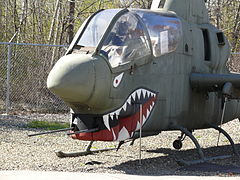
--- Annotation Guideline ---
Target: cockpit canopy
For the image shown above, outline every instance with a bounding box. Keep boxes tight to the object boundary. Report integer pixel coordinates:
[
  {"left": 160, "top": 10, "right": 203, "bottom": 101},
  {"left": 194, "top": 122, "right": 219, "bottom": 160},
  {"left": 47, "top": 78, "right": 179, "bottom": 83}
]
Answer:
[
  {"left": 71, "top": 9, "right": 182, "bottom": 68},
  {"left": 101, "top": 11, "right": 151, "bottom": 67},
  {"left": 136, "top": 10, "right": 182, "bottom": 57},
  {"left": 77, "top": 9, "right": 121, "bottom": 48}
]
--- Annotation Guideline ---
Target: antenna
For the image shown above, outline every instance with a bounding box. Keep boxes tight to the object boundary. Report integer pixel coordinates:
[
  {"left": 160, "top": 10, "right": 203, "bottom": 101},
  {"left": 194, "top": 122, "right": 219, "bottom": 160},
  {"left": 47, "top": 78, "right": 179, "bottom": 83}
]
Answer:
[
  {"left": 139, "top": 104, "right": 143, "bottom": 165},
  {"left": 217, "top": 97, "right": 227, "bottom": 146}
]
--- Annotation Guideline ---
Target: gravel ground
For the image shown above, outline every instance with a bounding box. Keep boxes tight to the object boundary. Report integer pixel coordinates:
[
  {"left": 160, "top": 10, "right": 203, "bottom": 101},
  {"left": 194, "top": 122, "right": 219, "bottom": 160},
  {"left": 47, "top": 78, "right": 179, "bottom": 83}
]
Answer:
[{"left": 0, "top": 113, "right": 240, "bottom": 176}]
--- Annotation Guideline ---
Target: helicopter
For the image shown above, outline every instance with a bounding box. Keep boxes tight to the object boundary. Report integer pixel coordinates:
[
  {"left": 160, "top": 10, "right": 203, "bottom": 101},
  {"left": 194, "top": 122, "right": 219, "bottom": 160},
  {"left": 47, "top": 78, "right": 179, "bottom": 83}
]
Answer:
[{"left": 32, "top": 0, "right": 240, "bottom": 165}]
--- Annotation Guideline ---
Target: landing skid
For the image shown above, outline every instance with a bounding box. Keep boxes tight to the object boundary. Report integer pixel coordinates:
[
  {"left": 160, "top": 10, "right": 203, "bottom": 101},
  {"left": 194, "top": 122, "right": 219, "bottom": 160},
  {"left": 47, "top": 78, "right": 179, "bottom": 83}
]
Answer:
[
  {"left": 55, "top": 141, "right": 117, "bottom": 158},
  {"left": 55, "top": 125, "right": 239, "bottom": 164},
  {"left": 171, "top": 125, "right": 239, "bottom": 166},
  {"left": 210, "top": 124, "right": 239, "bottom": 155}
]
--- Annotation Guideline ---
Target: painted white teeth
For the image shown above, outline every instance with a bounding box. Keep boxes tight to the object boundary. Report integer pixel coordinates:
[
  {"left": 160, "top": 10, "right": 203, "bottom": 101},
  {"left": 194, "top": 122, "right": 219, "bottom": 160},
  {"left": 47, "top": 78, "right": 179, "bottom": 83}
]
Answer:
[
  {"left": 111, "top": 129, "right": 116, "bottom": 140},
  {"left": 152, "top": 101, "right": 155, "bottom": 107},
  {"left": 131, "top": 132, "right": 134, "bottom": 137},
  {"left": 147, "top": 91, "right": 150, "bottom": 97},
  {"left": 137, "top": 89, "right": 141, "bottom": 99},
  {"left": 135, "top": 121, "right": 141, "bottom": 131},
  {"left": 149, "top": 104, "right": 153, "bottom": 112},
  {"left": 132, "top": 92, "right": 136, "bottom": 101},
  {"left": 110, "top": 113, "right": 115, "bottom": 119},
  {"left": 122, "top": 103, "right": 127, "bottom": 111},
  {"left": 127, "top": 97, "right": 131, "bottom": 105},
  {"left": 142, "top": 114, "right": 146, "bottom": 124},
  {"left": 115, "top": 109, "right": 121, "bottom": 116},
  {"left": 103, "top": 89, "right": 156, "bottom": 134},
  {"left": 135, "top": 92, "right": 138, "bottom": 100},
  {"left": 117, "top": 126, "right": 130, "bottom": 141},
  {"left": 103, "top": 115, "right": 111, "bottom": 131},
  {"left": 142, "top": 89, "right": 147, "bottom": 98},
  {"left": 146, "top": 109, "right": 150, "bottom": 118}
]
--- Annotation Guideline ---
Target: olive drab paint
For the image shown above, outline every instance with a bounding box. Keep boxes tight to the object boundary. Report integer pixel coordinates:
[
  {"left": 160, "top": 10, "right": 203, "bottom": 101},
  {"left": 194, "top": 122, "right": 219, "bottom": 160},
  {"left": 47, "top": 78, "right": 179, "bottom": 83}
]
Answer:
[{"left": 47, "top": 0, "right": 240, "bottom": 144}]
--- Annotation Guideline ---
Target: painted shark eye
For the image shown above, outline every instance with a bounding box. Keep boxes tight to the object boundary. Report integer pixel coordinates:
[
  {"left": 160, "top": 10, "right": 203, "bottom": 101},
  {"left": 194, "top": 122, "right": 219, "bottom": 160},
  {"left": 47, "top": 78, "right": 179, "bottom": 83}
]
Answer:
[{"left": 113, "top": 73, "right": 124, "bottom": 88}]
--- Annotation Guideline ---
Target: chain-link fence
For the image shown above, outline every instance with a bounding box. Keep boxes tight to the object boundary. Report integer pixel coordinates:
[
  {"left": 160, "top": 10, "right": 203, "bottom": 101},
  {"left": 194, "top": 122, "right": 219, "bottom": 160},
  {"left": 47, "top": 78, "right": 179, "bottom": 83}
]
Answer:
[
  {"left": 0, "top": 42, "right": 240, "bottom": 114},
  {"left": 228, "top": 53, "right": 240, "bottom": 73},
  {"left": 0, "top": 42, "right": 69, "bottom": 114}
]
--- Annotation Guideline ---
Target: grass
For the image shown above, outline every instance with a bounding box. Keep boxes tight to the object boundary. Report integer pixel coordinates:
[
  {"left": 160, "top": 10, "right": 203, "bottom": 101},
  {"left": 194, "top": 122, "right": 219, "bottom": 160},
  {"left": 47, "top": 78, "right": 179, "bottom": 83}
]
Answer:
[
  {"left": 27, "top": 120, "right": 69, "bottom": 130},
  {"left": 196, "top": 135, "right": 202, "bottom": 139}
]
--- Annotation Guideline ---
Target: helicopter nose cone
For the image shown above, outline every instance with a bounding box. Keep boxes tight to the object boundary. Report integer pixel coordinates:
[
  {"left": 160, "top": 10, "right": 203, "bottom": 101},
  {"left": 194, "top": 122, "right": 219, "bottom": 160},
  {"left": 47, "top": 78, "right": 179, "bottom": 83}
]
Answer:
[{"left": 47, "top": 54, "right": 95, "bottom": 103}]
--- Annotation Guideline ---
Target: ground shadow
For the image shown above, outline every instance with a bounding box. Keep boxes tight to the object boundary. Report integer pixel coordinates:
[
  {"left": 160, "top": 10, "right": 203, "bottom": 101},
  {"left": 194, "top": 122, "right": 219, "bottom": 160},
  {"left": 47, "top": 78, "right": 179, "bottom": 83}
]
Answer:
[{"left": 111, "top": 144, "right": 240, "bottom": 176}]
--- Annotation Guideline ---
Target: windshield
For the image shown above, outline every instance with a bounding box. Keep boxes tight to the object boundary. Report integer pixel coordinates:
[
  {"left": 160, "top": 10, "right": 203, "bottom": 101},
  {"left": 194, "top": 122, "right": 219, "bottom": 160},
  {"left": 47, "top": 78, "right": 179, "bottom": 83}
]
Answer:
[
  {"left": 101, "top": 12, "right": 151, "bottom": 68},
  {"left": 77, "top": 9, "right": 121, "bottom": 47}
]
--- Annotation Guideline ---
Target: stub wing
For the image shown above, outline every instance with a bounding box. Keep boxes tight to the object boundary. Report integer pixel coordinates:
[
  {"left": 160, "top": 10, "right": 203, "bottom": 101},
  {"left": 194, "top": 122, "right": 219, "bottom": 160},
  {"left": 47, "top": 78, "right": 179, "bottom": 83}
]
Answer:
[{"left": 190, "top": 72, "right": 240, "bottom": 99}]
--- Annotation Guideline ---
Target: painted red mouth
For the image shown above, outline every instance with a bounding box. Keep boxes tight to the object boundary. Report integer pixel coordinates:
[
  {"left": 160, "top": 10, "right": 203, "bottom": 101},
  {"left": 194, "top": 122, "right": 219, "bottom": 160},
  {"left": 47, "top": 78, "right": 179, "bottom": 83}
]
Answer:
[{"left": 71, "top": 88, "right": 157, "bottom": 141}]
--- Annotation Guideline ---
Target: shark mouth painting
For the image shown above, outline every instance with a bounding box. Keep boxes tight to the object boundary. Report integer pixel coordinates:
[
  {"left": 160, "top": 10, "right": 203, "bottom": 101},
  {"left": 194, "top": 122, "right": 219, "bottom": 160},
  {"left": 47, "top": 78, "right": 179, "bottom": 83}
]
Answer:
[{"left": 71, "top": 88, "right": 157, "bottom": 141}]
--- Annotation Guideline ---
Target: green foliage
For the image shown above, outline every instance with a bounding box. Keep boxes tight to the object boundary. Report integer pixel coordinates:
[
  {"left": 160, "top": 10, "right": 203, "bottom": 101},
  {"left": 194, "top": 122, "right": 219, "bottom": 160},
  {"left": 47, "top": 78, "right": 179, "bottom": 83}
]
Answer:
[
  {"left": 1, "top": 0, "right": 238, "bottom": 51},
  {"left": 0, "top": 0, "right": 120, "bottom": 44},
  {"left": 196, "top": 135, "right": 202, "bottom": 139},
  {"left": 27, "top": 120, "right": 69, "bottom": 130}
]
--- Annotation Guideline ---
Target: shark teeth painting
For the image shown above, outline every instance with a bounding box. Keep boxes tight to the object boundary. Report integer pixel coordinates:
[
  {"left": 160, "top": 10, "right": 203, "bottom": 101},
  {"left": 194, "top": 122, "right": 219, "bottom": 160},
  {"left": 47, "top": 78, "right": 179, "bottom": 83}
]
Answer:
[{"left": 71, "top": 88, "right": 158, "bottom": 141}]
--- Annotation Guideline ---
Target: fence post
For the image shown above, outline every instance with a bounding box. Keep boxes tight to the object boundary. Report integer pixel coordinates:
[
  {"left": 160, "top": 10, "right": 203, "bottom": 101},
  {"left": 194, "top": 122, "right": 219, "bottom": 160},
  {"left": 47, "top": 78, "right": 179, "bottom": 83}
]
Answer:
[{"left": 6, "top": 44, "right": 12, "bottom": 114}]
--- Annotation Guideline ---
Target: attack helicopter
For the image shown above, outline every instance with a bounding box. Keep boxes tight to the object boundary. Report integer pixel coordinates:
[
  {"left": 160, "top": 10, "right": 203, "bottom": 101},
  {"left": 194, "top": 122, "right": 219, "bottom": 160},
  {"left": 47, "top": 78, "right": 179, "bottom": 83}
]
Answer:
[{"left": 31, "top": 0, "right": 240, "bottom": 165}]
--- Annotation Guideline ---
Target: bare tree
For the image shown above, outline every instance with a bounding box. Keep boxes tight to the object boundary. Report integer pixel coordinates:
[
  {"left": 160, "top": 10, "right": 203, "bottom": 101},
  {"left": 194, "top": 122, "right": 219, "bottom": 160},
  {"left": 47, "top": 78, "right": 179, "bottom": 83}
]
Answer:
[
  {"left": 67, "top": 0, "right": 75, "bottom": 44},
  {"left": 0, "top": 1, "right": 2, "bottom": 41},
  {"left": 48, "top": 0, "right": 61, "bottom": 44},
  {"left": 0, "top": 0, "right": 238, "bottom": 52},
  {"left": 17, "top": 0, "right": 28, "bottom": 42},
  {"left": 231, "top": 4, "right": 240, "bottom": 52}
]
